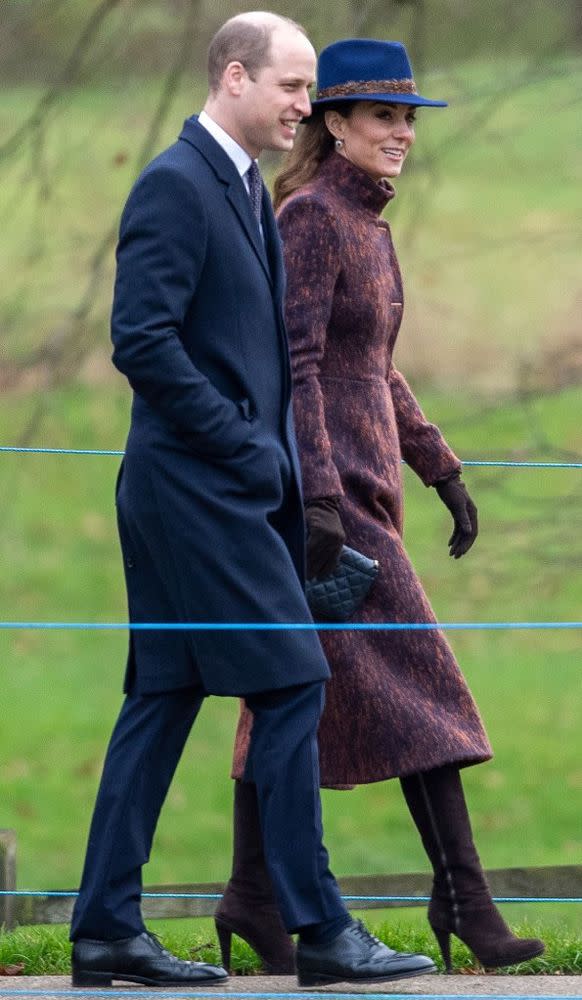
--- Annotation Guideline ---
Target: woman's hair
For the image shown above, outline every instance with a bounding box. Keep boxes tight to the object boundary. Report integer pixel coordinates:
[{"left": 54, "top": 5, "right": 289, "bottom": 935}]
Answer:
[{"left": 273, "top": 103, "right": 355, "bottom": 211}]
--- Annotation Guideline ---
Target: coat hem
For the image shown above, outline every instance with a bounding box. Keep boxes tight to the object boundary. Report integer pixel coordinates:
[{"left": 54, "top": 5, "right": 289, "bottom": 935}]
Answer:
[{"left": 319, "top": 749, "right": 494, "bottom": 790}]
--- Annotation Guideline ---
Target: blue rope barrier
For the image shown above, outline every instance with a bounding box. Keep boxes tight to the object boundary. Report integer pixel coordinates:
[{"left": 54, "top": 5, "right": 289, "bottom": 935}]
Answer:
[
  {"left": 2, "top": 994, "right": 581, "bottom": 1000},
  {"left": 0, "top": 447, "right": 125, "bottom": 456},
  {"left": 462, "top": 460, "right": 582, "bottom": 468},
  {"left": 1, "top": 621, "right": 581, "bottom": 632},
  {"left": 1, "top": 890, "right": 580, "bottom": 903},
  {"left": 1, "top": 446, "right": 581, "bottom": 467}
]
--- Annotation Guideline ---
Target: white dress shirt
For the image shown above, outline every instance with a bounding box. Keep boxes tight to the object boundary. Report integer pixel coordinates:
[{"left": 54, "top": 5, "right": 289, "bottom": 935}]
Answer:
[
  {"left": 197, "top": 111, "right": 264, "bottom": 241},
  {"left": 198, "top": 110, "right": 253, "bottom": 194}
]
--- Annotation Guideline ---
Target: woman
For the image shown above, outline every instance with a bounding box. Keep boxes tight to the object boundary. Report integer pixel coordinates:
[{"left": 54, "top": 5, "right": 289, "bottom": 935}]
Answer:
[{"left": 215, "top": 39, "right": 544, "bottom": 974}]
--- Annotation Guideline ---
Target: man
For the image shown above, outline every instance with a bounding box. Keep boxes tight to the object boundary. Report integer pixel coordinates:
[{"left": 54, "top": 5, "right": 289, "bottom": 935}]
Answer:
[{"left": 70, "top": 12, "right": 435, "bottom": 988}]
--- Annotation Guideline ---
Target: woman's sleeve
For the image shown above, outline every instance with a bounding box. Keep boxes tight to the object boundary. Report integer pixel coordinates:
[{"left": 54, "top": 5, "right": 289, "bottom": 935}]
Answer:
[
  {"left": 278, "top": 197, "right": 344, "bottom": 500},
  {"left": 388, "top": 365, "right": 461, "bottom": 485}
]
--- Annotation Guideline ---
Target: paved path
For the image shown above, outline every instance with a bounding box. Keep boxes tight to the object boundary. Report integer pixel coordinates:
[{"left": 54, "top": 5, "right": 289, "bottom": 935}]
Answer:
[{"left": 0, "top": 976, "right": 580, "bottom": 999}]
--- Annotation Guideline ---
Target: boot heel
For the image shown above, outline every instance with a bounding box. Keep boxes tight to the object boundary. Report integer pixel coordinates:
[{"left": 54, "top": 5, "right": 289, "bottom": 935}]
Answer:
[
  {"left": 215, "top": 919, "right": 232, "bottom": 970},
  {"left": 432, "top": 927, "right": 452, "bottom": 973},
  {"left": 72, "top": 969, "right": 113, "bottom": 987}
]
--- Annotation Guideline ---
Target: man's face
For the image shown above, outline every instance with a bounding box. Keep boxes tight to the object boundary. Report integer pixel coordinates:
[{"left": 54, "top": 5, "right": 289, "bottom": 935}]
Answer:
[{"left": 236, "top": 28, "right": 316, "bottom": 157}]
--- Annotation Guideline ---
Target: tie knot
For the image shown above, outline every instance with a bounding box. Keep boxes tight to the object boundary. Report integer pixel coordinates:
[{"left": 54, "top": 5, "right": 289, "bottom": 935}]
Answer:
[{"left": 246, "top": 161, "right": 263, "bottom": 224}]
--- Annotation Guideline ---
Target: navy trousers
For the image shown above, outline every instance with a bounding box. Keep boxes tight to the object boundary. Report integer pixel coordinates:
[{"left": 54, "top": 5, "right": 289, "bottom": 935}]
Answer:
[{"left": 70, "top": 681, "right": 346, "bottom": 940}]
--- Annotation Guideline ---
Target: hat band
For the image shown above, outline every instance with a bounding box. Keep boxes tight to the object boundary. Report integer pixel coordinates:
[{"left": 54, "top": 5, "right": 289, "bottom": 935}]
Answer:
[{"left": 317, "top": 78, "right": 418, "bottom": 99}]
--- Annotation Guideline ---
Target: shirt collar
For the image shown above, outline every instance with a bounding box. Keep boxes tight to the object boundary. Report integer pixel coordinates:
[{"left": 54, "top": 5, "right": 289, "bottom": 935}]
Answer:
[{"left": 198, "top": 110, "right": 253, "bottom": 180}]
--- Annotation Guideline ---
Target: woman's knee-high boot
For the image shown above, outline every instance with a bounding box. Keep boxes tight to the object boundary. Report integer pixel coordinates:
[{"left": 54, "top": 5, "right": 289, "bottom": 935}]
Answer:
[
  {"left": 400, "top": 766, "right": 544, "bottom": 971},
  {"left": 214, "top": 780, "right": 295, "bottom": 973}
]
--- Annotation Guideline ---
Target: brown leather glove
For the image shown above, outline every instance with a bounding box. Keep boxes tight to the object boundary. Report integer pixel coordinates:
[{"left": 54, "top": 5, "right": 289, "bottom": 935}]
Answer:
[
  {"left": 434, "top": 470, "right": 478, "bottom": 559},
  {"left": 304, "top": 497, "right": 346, "bottom": 579}
]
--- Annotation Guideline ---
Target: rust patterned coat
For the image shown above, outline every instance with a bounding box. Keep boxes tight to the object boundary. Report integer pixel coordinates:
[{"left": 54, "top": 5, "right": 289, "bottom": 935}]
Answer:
[{"left": 233, "top": 151, "right": 492, "bottom": 786}]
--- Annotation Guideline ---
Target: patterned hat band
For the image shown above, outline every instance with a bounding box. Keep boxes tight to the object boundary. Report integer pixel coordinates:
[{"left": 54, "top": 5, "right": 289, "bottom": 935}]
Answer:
[{"left": 317, "top": 78, "right": 418, "bottom": 99}]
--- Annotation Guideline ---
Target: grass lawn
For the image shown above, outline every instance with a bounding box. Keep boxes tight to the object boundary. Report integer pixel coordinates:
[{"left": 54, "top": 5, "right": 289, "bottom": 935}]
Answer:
[
  {"left": 0, "top": 383, "right": 580, "bottom": 901},
  {"left": 1, "top": 909, "right": 581, "bottom": 976},
  {"left": 0, "top": 52, "right": 581, "bottom": 967}
]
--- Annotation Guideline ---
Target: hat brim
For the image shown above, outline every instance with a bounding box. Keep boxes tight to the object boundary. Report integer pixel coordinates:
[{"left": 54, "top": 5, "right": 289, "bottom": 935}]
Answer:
[{"left": 310, "top": 92, "right": 447, "bottom": 109}]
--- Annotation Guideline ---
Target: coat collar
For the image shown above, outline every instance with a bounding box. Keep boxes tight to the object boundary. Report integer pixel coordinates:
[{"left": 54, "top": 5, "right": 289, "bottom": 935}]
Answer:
[
  {"left": 197, "top": 110, "right": 253, "bottom": 180},
  {"left": 179, "top": 116, "right": 274, "bottom": 285},
  {"left": 316, "top": 151, "right": 395, "bottom": 217}
]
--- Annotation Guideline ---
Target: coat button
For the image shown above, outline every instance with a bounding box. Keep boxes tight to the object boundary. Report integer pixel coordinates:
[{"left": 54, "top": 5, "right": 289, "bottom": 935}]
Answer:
[{"left": 126, "top": 556, "right": 135, "bottom": 569}]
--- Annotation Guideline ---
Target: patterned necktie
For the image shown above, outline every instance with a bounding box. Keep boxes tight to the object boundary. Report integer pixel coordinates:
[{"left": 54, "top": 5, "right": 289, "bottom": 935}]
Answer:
[{"left": 246, "top": 160, "right": 263, "bottom": 226}]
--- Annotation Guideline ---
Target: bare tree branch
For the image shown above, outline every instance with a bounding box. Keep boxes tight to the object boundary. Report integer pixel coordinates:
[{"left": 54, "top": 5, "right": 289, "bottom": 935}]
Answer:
[
  {"left": 396, "top": 31, "right": 574, "bottom": 253},
  {"left": 0, "top": 0, "right": 124, "bottom": 164},
  {"left": 350, "top": 0, "right": 383, "bottom": 37},
  {"left": 11, "top": 0, "right": 204, "bottom": 443},
  {"left": 0, "top": 0, "right": 70, "bottom": 60},
  {"left": 405, "top": 0, "right": 427, "bottom": 75},
  {"left": 436, "top": 35, "right": 574, "bottom": 157}
]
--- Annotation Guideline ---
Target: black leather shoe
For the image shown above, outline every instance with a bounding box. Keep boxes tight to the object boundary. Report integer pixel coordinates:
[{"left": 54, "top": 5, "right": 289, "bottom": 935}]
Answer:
[
  {"left": 71, "top": 931, "right": 228, "bottom": 987},
  {"left": 296, "top": 919, "right": 436, "bottom": 987}
]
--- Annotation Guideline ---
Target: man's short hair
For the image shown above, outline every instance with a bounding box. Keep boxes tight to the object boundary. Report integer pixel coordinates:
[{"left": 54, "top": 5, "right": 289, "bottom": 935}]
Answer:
[{"left": 208, "top": 15, "right": 306, "bottom": 93}]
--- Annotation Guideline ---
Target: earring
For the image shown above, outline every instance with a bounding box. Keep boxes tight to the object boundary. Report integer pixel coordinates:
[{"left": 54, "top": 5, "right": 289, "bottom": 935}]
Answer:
[{"left": 334, "top": 138, "right": 344, "bottom": 150}]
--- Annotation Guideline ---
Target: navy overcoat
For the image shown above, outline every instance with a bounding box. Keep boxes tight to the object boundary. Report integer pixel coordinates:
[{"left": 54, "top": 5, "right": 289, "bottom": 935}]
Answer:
[{"left": 111, "top": 116, "right": 330, "bottom": 696}]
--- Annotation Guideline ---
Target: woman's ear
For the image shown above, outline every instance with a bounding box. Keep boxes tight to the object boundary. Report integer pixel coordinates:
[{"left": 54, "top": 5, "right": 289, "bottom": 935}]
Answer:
[{"left": 324, "top": 110, "right": 344, "bottom": 141}]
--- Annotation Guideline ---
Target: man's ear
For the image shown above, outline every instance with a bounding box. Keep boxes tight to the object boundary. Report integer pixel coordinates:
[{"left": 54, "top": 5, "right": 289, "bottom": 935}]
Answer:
[{"left": 222, "top": 60, "right": 247, "bottom": 97}]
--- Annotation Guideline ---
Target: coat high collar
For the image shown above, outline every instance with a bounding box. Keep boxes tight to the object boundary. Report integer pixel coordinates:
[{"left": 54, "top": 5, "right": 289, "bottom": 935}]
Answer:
[{"left": 316, "top": 151, "right": 395, "bottom": 217}]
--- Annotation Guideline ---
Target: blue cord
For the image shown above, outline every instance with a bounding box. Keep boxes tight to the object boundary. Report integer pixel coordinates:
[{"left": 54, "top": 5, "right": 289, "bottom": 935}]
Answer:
[
  {"left": 1, "top": 621, "right": 581, "bottom": 632},
  {"left": 1, "top": 890, "right": 580, "bottom": 903},
  {"left": 1, "top": 994, "right": 580, "bottom": 1000},
  {"left": 1, "top": 446, "right": 581, "bottom": 467}
]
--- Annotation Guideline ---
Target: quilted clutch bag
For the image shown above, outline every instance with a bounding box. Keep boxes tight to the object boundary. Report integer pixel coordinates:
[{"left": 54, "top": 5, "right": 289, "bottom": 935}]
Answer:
[{"left": 305, "top": 545, "right": 379, "bottom": 622}]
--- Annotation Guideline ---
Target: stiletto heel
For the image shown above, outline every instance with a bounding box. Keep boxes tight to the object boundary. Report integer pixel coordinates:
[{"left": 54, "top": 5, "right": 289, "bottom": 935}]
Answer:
[
  {"left": 401, "top": 768, "right": 544, "bottom": 972},
  {"left": 431, "top": 927, "right": 452, "bottom": 973},
  {"left": 214, "top": 903, "right": 295, "bottom": 973},
  {"left": 214, "top": 920, "right": 232, "bottom": 970},
  {"left": 428, "top": 900, "right": 544, "bottom": 970},
  {"left": 216, "top": 782, "right": 296, "bottom": 974}
]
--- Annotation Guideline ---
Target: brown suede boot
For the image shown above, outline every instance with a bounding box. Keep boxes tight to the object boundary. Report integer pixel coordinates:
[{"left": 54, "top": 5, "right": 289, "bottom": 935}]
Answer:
[
  {"left": 215, "top": 780, "right": 295, "bottom": 974},
  {"left": 400, "top": 766, "right": 544, "bottom": 971}
]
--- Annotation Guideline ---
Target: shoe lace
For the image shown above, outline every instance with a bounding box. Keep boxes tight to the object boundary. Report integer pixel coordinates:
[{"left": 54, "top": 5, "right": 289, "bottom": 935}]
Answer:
[
  {"left": 352, "top": 920, "right": 382, "bottom": 947},
  {"left": 147, "top": 931, "right": 189, "bottom": 965}
]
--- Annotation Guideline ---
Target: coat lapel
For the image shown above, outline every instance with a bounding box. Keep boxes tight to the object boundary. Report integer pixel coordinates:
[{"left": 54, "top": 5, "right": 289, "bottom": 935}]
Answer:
[
  {"left": 179, "top": 117, "right": 272, "bottom": 285},
  {"left": 225, "top": 185, "right": 272, "bottom": 284},
  {"left": 261, "top": 189, "right": 292, "bottom": 407},
  {"left": 262, "top": 192, "right": 285, "bottom": 304}
]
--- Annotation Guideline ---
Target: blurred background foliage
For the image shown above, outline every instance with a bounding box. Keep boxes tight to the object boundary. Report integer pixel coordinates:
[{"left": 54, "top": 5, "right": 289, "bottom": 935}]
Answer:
[
  {"left": 1, "top": 0, "right": 581, "bottom": 399},
  {"left": 0, "top": 0, "right": 581, "bottom": 940},
  {"left": 1, "top": 0, "right": 581, "bottom": 83}
]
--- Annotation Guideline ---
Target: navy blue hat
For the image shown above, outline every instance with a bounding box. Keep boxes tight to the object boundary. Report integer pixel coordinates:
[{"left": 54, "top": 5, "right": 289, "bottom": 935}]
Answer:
[{"left": 311, "top": 39, "right": 447, "bottom": 109}]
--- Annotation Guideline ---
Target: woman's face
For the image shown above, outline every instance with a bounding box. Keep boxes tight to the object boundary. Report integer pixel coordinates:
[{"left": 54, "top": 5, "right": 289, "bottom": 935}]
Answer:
[{"left": 327, "top": 101, "right": 417, "bottom": 181}]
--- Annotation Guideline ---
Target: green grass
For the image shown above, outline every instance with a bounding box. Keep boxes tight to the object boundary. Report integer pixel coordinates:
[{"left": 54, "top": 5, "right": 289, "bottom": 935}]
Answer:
[
  {"left": 1, "top": 912, "right": 580, "bottom": 976},
  {"left": 1, "top": 52, "right": 581, "bottom": 964},
  {"left": 0, "top": 383, "right": 581, "bottom": 902}
]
